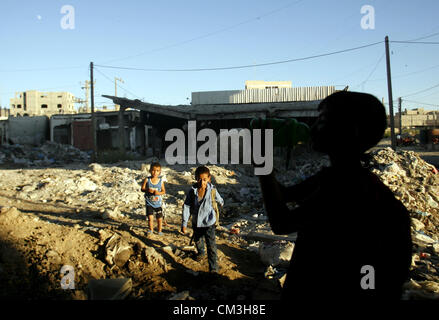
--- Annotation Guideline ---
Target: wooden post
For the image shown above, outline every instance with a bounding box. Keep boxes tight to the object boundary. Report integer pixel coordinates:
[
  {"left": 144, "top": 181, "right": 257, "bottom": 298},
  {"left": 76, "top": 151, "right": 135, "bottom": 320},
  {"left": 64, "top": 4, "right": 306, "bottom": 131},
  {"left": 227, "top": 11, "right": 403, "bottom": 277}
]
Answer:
[
  {"left": 118, "top": 105, "right": 126, "bottom": 154},
  {"left": 385, "top": 36, "right": 396, "bottom": 150}
]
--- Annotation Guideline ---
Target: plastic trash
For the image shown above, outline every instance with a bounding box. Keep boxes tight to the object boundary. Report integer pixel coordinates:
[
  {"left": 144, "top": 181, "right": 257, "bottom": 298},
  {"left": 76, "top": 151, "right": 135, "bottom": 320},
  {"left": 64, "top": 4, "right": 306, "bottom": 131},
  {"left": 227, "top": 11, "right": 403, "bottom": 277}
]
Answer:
[{"left": 414, "top": 210, "right": 430, "bottom": 217}]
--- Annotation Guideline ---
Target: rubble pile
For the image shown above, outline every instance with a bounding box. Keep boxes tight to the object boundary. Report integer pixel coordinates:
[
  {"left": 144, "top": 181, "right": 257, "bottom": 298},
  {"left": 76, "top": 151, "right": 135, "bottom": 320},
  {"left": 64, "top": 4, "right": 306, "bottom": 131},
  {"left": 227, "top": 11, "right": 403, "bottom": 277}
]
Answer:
[
  {"left": 0, "top": 142, "right": 90, "bottom": 166},
  {"left": 367, "top": 147, "right": 439, "bottom": 299},
  {"left": 1, "top": 143, "right": 438, "bottom": 300},
  {"left": 368, "top": 147, "right": 439, "bottom": 236}
]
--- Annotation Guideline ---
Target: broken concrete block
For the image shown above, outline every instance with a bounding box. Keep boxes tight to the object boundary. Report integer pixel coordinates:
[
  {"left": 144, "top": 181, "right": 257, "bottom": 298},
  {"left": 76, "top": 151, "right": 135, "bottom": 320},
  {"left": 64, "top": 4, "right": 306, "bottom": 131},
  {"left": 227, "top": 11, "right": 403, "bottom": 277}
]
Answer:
[
  {"left": 105, "top": 234, "right": 134, "bottom": 268},
  {"left": 259, "top": 241, "right": 295, "bottom": 268},
  {"left": 411, "top": 218, "right": 425, "bottom": 231},
  {"left": 161, "top": 245, "right": 176, "bottom": 255},
  {"left": 98, "top": 229, "right": 113, "bottom": 244},
  {"left": 87, "top": 278, "right": 132, "bottom": 300},
  {"left": 89, "top": 163, "right": 103, "bottom": 173},
  {"left": 426, "top": 194, "right": 438, "bottom": 208},
  {"left": 76, "top": 177, "right": 97, "bottom": 192},
  {"left": 103, "top": 207, "right": 124, "bottom": 220},
  {"left": 414, "top": 232, "right": 436, "bottom": 244},
  {"left": 143, "top": 247, "right": 166, "bottom": 267},
  {"left": 384, "top": 163, "right": 406, "bottom": 176}
]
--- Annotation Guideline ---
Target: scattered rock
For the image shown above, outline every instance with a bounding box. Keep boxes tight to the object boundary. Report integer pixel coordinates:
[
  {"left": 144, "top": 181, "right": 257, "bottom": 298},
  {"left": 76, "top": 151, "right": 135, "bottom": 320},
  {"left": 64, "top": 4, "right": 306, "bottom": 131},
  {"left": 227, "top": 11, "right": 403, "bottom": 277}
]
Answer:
[
  {"left": 103, "top": 207, "right": 124, "bottom": 220},
  {"left": 143, "top": 247, "right": 166, "bottom": 268},
  {"left": 0, "top": 142, "right": 89, "bottom": 166},
  {"left": 105, "top": 234, "right": 134, "bottom": 268},
  {"left": 411, "top": 218, "right": 425, "bottom": 231},
  {"left": 89, "top": 163, "right": 103, "bottom": 173},
  {"left": 259, "top": 241, "right": 295, "bottom": 267}
]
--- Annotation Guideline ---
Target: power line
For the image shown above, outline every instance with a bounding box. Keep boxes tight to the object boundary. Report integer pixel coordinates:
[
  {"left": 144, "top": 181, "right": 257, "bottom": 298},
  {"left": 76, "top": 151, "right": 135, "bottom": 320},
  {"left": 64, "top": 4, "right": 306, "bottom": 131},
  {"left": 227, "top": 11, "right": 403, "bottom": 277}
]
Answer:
[
  {"left": 94, "top": 67, "right": 142, "bottom": 100},
  {"left": 0, "top": 65, "right": 85, "bottom": 73},
  {"left": 406, "top": 31, "right": 439, "bottom": 42},
  {"left": 404, "top": 99, "right": 439, "bottom": 108},
  {"left": 370, "top": 63, "right": 439, "bottom": 82},
  {"left": 100, "top": 0, "right": 307, "bottom": 64},
  {"left": 402, "top": 82, "right": 439, "bottom": 98},
  {"left": 391, "top": 40, "right": 439, "bottom": 45},
  {"left": 352, "top": 52, "right": 385, "bottom": 90},
  {"left": 96, "top": 41, "right": 383, "bottom": 72}
]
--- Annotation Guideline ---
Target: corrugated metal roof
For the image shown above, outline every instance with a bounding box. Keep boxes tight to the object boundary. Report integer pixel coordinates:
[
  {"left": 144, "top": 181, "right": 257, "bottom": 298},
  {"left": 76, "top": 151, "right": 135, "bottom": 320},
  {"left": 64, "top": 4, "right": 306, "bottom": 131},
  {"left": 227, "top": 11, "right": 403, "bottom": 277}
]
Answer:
[{"left": 192, "top": 86, "right": 336, "bottom": 105}]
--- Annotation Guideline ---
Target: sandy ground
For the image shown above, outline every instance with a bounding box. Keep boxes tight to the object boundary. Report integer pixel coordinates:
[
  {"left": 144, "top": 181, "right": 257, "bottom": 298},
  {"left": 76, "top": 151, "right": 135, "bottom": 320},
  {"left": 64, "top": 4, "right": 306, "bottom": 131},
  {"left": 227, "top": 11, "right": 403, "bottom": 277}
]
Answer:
[
  {"left": 1, "top": 140, "right": 438, "bottom": 301},
  {"left": 0, "top": 161, "right": 284, "bottom": 300}
]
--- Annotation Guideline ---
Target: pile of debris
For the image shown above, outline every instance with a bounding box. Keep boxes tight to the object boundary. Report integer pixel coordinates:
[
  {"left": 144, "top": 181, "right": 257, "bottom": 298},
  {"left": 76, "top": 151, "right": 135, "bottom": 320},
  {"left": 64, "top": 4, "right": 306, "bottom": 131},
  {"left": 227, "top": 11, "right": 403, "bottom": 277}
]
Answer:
[
  {"left": 228, "top": 147, "right": 439, "bottom": 299},
  {"left": 365, "top": 147, "right": 439, "bottom": 299},
  {"left": 367, "top": 147, "right": 439, "bottom": 237},
  {"left": 0, "top": 142, "right": 90, "bottom": 166}
]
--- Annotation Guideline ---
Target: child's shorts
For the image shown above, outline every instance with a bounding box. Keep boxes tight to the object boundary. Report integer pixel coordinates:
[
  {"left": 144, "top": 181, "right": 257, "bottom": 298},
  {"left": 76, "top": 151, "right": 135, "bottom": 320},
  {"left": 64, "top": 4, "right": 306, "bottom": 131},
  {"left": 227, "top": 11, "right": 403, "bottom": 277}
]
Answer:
[{"left": 146, "top": 205, "right": 163, "bottom": 219}]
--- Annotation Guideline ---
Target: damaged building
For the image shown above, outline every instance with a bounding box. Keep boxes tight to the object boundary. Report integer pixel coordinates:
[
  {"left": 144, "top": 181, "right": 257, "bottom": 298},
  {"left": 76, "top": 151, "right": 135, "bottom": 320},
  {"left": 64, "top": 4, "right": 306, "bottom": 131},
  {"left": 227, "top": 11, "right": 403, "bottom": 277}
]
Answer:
[
  {"left": 103, "top": 84, "right": 338, "bottom": 158},
  {"left": 50, "top": 110, "right": 146, "bottom": 153},
  {"left": 9, "top": 90, "right": 77, "bottom": 117}
]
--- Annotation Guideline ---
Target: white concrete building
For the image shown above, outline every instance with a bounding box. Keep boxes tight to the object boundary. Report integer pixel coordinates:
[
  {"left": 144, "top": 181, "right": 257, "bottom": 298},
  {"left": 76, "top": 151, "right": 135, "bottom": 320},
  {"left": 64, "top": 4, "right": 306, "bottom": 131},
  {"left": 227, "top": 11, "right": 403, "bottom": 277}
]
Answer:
[
  {"left": 191, "top": 81, "right": 336, "bottom": 105},
  {"left": 10, "top": 90, "right": 76, "bottom": 117}
]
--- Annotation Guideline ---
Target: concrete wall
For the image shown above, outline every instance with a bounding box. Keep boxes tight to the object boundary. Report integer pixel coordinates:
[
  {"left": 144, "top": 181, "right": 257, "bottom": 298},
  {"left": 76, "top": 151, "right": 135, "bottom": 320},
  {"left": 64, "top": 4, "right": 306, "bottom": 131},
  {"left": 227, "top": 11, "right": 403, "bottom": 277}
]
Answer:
[
  {"left": 399, "top": 114, "right": 439, "bottom": 127},
  {"left": 8, "top": 116, "right": 49, "bottom": 145},
  {"left": 0, "top": 108, "right": 10, "bottom": 118},
  {"left": 0, "top": 120, "right": 9, "bottom": 145},
  {"left": 10, "top": 90, "right": 76, "bottom": 117}
]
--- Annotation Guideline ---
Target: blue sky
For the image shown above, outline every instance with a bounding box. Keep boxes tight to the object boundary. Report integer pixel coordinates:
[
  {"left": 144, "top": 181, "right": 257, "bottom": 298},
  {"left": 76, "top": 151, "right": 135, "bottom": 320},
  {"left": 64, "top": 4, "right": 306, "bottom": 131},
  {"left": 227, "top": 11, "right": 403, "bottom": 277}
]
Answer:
[{"left": 1, "top": 0, "right": 439, "bottom": 112}]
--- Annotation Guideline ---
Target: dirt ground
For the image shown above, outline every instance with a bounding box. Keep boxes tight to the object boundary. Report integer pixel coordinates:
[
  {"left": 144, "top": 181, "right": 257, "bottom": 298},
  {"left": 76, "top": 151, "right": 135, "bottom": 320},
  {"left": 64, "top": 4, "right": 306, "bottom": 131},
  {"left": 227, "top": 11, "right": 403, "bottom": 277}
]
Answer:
[
  {"left": 0, "top": 161, "right": 282, "bottom": 300},
  {"left": 1, "top": 138, "right": 438, "bottom": 301}
]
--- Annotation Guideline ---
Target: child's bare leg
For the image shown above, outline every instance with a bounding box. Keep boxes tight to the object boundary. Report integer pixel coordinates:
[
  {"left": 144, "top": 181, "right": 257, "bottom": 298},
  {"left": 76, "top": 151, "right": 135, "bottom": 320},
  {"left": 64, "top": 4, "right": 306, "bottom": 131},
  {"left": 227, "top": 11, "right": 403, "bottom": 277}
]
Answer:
[
  {"left": 157, "top": 217, "right": 163, "bottom": 233},
  {"left": 148, "top": 215, "right": 154, "bottom": 232}
]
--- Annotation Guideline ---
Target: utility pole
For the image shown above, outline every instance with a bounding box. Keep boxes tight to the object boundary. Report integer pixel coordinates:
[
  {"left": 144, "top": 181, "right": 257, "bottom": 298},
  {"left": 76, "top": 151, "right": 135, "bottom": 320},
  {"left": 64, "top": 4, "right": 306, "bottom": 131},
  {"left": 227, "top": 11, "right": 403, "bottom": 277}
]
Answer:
[
  {"left": 114, "top": 77, "right": 124, "bottom": 111},
  {"left": 90, "top": 62, "right": 97, "bottom": 162},
  {"left": 398, "top": 97, "right": 402, "bottom": 136},
  {"left": 81, "top": 80, "right": 90, "bottom": 112},
  {"left": 385, "top": 36, "right": 396, "bottom": 150}
]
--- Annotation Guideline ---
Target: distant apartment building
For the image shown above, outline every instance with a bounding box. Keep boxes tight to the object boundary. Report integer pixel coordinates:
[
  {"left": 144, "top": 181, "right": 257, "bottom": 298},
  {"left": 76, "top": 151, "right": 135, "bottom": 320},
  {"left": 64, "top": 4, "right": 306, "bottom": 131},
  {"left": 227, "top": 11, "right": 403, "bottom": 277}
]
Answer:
[
  {"left": 9, "top": 90, "right": 76, "bottom": 117},
  {"left": 394, "top": 107, "right": 439, "bottom": 127}
]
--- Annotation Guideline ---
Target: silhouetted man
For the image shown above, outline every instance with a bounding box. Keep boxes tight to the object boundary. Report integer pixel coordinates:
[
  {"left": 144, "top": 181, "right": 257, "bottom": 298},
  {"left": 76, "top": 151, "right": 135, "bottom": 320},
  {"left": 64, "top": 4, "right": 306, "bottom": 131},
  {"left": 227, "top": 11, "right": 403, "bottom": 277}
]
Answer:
[{"left": 258, "top": 91, "right": 412, "bottom": 300}]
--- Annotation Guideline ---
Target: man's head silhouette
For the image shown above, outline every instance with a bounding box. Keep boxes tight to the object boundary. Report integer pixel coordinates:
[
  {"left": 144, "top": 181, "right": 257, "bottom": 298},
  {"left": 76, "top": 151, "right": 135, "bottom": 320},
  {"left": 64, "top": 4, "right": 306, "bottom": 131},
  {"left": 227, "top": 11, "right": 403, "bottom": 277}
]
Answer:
[{"left": 311, "top": 91, "right": 387, "bottom": 158}]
